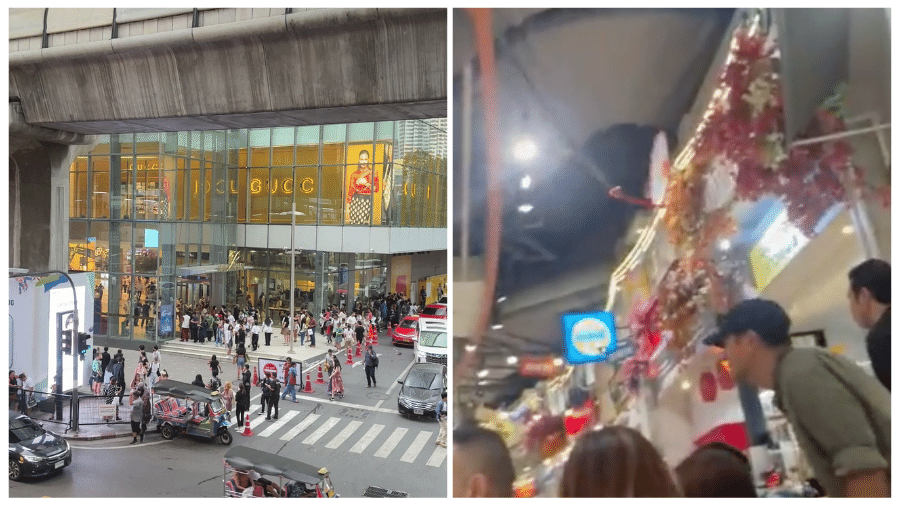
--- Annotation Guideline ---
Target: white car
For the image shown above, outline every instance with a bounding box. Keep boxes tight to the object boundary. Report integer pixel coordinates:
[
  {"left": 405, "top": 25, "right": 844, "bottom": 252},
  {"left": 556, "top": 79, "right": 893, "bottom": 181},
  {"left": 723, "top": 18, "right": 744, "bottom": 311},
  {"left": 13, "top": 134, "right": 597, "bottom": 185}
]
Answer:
[{"left": 414, "top": 318, "right": 447, "bottom": 366}]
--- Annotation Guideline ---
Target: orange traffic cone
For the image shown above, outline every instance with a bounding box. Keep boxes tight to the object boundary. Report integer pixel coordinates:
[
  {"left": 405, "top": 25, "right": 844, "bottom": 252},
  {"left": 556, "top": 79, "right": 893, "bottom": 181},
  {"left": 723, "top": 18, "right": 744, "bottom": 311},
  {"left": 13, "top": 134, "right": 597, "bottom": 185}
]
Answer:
[
  {"left": 355, "top": 341, "right": 362, "bottom": 357},
  {"left": 372, "top": 329, "right": 379, "bottom": 346},
  {"left": 303, "top": 372, "right": 315, "bottom": 393},
  {"left": 241, "top": 413, "right": 253, "bottom": 436},
  {"left": 346, "top": 346, "right": 354, "bottom": 365},
  {"left": 315, "top": 365, "right": 326, "bottom": 384},
  {"left": 252, "top": 367, "right": 259, "bottom": 386}
]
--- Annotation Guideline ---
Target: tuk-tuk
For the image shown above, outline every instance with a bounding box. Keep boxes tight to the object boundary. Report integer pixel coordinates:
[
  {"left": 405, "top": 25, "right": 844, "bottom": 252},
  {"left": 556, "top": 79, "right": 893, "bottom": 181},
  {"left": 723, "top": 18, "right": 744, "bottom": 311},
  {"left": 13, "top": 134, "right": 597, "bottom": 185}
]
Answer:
[
  {"left": 152, "top": 379, "right": 233, "bottom": 445},
  {"left": 223, "top": 446, "right": 338, "bottom": 498}
]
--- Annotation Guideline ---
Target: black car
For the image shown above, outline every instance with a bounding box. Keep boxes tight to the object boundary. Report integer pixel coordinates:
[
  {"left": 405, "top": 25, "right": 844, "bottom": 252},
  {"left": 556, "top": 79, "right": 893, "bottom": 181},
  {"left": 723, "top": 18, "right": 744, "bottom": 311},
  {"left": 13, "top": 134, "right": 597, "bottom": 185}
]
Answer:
[
  {"left": 9, "top": 411, "right": 72, "bottom": 481},
  {"left": 397, "top": 363, "right": 447, "bottom": 417}
]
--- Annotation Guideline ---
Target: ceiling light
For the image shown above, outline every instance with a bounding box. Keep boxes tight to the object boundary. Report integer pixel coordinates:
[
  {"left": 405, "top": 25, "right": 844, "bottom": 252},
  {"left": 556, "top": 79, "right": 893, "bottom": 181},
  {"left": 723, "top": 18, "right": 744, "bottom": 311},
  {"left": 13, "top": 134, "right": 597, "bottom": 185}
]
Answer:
[
  {"left": 520, "top": 175, "right": 532, "bottom": 190},
  {"left": 842, "top": 225, "right": 854, "bottom": 235},
  {"left": 718, "top": 238, "right": 731, "bottom": 251},
  {"left": 465, "top": 344, "right": 477, "bottom": 353},
  {"left": 518, "top": 204, "right": 534, "bottom": 214},
  {"left": 553, "top": 358, "right": 564, "bottom": 367},
  {"left": 497, "top": 296, "right": 507, "bottom": 303},
  {"left": 507, "top": 356, "right": 519, "bottom": 365},
  {"left": 492, "top": 323, "right": 504, "bottom": 330},
  {"left": 681, "top": 380, "right": 691, "bottom": 391},
  {"left": 477, "top": 369, "right": 490, "bottom": 378},
  {"left": 513, "top": 137, "right": 538, "bottom": 162}
]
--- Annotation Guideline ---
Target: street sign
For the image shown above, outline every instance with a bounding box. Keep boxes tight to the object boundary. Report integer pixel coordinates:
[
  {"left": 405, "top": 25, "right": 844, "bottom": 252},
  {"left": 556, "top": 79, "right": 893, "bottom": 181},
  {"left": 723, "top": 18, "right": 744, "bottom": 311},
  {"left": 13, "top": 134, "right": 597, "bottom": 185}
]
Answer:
[{"left": 98, "top": 404, "right": 117, "bottom": 418}]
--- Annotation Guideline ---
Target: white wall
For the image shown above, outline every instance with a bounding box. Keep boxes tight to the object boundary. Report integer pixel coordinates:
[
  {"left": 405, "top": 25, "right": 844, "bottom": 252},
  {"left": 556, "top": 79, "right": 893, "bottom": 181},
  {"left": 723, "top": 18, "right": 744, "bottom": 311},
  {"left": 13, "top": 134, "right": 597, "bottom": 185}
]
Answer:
[{"left": 235, "top": 225, "right": 447, "bottom": 255}]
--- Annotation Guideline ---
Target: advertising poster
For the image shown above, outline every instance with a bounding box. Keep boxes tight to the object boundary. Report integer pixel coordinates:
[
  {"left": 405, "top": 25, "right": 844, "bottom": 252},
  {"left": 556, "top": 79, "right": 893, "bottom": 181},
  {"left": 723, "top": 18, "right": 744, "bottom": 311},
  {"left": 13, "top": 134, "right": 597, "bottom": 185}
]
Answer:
[
  {"left": 390, "top": 255, "right": 412, "bottom": 298},
  {"left": 344, "top": 143, "right": 390, "bottom": 225},
  {"left": 561, "top": 310, "right": 618, "bottom": 365},
  {"left": 256, "top": 358, "right": 300, "bottom": 384}
]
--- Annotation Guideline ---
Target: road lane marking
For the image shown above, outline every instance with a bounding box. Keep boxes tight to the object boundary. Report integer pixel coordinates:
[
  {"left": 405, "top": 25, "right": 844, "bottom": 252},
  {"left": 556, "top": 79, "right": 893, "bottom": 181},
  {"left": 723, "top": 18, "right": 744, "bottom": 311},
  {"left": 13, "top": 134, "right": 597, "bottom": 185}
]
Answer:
[
  {"left": 426, "top": 445, "right": 447, "bottom": 467},
  {"left": 373, "top": 427, "right": 407, "bottom": 458},
  {"left": 280, "top": 413, "right": 320, "bottom": 441},
  {"left": 289, "top": 393, "right": 396, "bottom": 414},
  {"left": 248, "top": 414, "right": 268, "bottom": 430},
  {"left": 301, "top": 417, "right": 341, "bottom": 445},
  {"left": 400, "top": 430, "right": 432, "bottom": 463},
  {"left": 374, "top": 360, "right": 415, "bottom": 410},
  {"left": 324, "top": 420, "right": 362, "bottom": 449},
  {"left": 349, "top": 424, "right": 384, "bottom": 454},
  {"left": 69, "top": 438, "right": 174, "bottom": 450},
  {"left": 256, "top": 410, "right": 299, "bottom": 438}
]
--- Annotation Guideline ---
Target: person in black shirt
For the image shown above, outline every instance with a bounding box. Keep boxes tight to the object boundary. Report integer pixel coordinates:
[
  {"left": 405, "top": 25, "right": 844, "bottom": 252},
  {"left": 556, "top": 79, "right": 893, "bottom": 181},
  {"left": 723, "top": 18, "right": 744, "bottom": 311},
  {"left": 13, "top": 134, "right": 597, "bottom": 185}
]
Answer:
[
  {"left": 848, "top": 259, "right": 891, "bottom": 390},
  {"left": 101, "top": 347, "right": 111, "bottom": 377}
]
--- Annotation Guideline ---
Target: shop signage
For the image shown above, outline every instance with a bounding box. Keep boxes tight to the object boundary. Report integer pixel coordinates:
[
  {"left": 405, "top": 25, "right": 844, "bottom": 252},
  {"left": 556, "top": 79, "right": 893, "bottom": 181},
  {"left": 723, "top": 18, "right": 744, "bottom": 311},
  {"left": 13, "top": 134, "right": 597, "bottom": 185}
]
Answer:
[
  {"left": 561, "top": 311, "right": 618, "bottom": 365},
  {"left": 749, "top": 209, "right": 809, "bottom": 291},
  {"left": 518, "top": 356, "right": 560, "bottom": 378},
  {"left": 607, "top": 341, "right": 636, "bottom": 365}
]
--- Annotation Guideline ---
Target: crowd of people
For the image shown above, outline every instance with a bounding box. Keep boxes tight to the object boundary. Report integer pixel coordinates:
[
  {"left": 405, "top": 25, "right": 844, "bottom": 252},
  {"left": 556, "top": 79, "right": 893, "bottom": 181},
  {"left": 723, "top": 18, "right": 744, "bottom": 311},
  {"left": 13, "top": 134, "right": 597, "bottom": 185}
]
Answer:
[{"left": 454, "top": 260, "right": 891, "bottom": 498}]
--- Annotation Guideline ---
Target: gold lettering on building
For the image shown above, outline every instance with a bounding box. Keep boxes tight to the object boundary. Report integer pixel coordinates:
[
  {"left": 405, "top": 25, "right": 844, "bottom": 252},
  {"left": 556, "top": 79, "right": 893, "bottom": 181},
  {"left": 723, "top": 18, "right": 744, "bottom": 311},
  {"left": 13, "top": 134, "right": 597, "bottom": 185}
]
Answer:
[{"left": 250, "top": 179, "right": 262, "bottom": 194}]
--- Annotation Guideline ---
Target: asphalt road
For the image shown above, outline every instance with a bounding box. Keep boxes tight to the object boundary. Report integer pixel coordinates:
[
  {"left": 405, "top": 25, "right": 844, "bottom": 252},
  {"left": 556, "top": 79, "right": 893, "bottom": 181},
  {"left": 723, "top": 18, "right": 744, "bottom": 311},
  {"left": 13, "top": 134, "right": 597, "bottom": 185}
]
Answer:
[{"left": 9, "top": 334, "right": 447, "bottom": 498}]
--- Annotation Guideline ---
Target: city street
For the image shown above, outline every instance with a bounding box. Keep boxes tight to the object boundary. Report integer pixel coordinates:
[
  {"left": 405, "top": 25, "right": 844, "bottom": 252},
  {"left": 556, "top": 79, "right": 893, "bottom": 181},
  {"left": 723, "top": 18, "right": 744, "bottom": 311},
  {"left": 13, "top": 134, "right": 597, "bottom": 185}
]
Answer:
[{"left": 10, "top": 333, "right": 447, "bottom": 498}]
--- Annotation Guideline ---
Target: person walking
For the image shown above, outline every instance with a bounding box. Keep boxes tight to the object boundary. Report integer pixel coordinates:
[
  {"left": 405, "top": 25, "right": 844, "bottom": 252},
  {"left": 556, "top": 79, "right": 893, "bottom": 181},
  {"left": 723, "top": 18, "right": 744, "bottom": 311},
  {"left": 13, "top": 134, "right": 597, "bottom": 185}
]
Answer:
[
  {"left": 190, "top": 312, "right": 200, "bottom": 343},
  {"left": 846, "top": 259, "right": 891, "bottom": 391},
  {"left": 250, "top": 321, "right": 261, "bottom": 351},
  {"left": 225, "top": 323, "right": 234, "bottom": 358},
  {"left": 241, "top": 364, "right": 252, "bottom": 392},
  {"left": 325, "top": 350, "right": 335, "bottom": 397},
  {"left": 17, "top": 373, "right": 34, "bottom": 416},
  {"left": 101, "top": 347, "right": 112, "bottom": 378},
  {"left": 267, "top": 374, "right": 281, "bottom": 420},
  {"left": 435, "top": 391, "right": 448, "bottom": 447},
  {"left": 91, "top": 353, "right": 103, "bottom": 395},
  {"left": 259, "top": 372, "right": 271, "bottom": 416},
  {"left": 209, "top": 354, "right": 220, "bottom": 383},
  {"left": 9, "top": 371, "right": 18, "bottom": 410},
  {"left": 281, "top": 358, "right": 299, "bottom": 403},
  {"left": 364, "top": 345, "right": 378, "bottom": 388},
  {"left": 703, "top": 298, "right": 890, "bottom": 497},
  {"left": 103, "top": 377, "right": 122, "bottom": 422},
  {"left": 235, "top": 382, "right": 250, "bottom": 427},
  {"left": 140, "top": 387, "right": 151, "bottom": 442},
  {"left": 330, "top": 363, "right": 344, "bottom": 401},
  {"left": 181, "top": 310, "right": 191, "bottom": 342},
  {"left": 151, "top": 345, "right": 161, "bottom": 381},
  {"left": 235, "top": 343, "right": 247, "bottom": 380},
  {"left": 263, "top": 314, "right": 273, "bottom": 346},
  {"left": 129, "top": 386, "right": 145, "bottom": 445},
  {"left": 306, "top": 313, "right": 316, "bottom": 348},
  {"left": 221, "top": 381, "right": 235, "bottom": 415},
  {"left": 355, "top": 322, "right": 365, "bottom": 350}
]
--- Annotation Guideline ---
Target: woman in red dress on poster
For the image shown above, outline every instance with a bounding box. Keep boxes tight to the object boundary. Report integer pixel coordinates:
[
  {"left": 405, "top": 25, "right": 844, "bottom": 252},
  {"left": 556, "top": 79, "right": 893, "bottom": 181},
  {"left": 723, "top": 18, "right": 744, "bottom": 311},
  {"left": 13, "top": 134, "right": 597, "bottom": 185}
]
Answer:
[{"left": 346, "top": 150, "right": 379, "bottom": 225}]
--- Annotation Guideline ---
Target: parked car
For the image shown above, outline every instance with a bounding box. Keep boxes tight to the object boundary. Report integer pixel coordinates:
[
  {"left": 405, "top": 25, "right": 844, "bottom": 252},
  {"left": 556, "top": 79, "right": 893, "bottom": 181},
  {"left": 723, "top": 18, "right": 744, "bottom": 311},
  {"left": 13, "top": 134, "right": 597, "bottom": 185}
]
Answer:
[
  {"left": 397, "top": 362, "right": 447, "bottom": 417},
  {"left": 392, "top": 315, "right": 418, "bottom": 346},
  {"left": 9, "top": 411, "right": 72, "bottom": 481},
  {"left": 419, "top": 303, "right": 447, "bottom": 320},
  {"left": 414, "top": 318, "right": 447, "bottom": 366}
]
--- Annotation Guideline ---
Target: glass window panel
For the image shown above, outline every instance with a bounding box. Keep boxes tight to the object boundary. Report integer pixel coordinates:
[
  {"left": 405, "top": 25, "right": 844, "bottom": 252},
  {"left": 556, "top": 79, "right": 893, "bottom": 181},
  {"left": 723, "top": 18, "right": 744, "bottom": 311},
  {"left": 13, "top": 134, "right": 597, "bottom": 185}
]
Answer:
[
  {"left": 249, "top": 167, "right": 269, "bottom": 223},
  {"left": 238, "top": 147, "right": 248, "bottom": 168},
  {"left": 322, "top": 124, "right": 346, "bottom": 164},
  {"left": 189, "top": 169, "right": 200, "bottom": 220},
  {"left": 295, "top": 166, "right": 317, "bottom": 225},
  {"left": 117, "top": 155, "right": 134, "bottom": 220},
  {"left": 176, "top": 165, "right": 185, "bottom": 220},
  {"left": 249, "top": 128, "right": 271, "bottom": 148},
  {"left": 295, "top": 145, "right": 318, "bottom": 165},
  {"left": 236, "top": 167, "right": 248, "bottom": 223},
  {"left": 132, "top": 223, "right": 159, "bottom": 275},
  {"left": 272, "top": 127, "right": 294, "bottom": 146},
  {"left": 91, "top": 135, "right": 110, "bottom": 155},
  {"left": 250, "top": 146, "right": 270, "bottom": 167},
  {"left": 348, "top": 122, "right": 375, "bottom": 142},
  {"left": 204, "top": 168, "right": 213, "bottom": 221},
  {"left": 68, "top": 221, "right": 90, "bottom": 271},
  {"left": 272, "top": 146, "right": 293, "bottom": 166},
  {"left": 375, "top": 121, "right": 394, "bottom": 141},
  {"left": 110, "top": 133, "right": 135, "bottom": 154},
  {"left": 297, "top": 125, "right": 319, "bottom": 144},
  {"left": 270, "top": 167, "right": 293, "bottom": 224},
  {"left": 320, "top": 165, "right": 344, "bottom": 225}
]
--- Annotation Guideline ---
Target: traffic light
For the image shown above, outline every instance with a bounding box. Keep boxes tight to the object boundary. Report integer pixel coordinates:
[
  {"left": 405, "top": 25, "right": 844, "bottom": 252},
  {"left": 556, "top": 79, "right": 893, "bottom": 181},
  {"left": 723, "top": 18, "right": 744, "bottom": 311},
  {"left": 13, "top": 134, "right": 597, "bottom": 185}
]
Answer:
[
  {"left": 77, "top": 333, "right": 92, "bottom": 355},
  {"left": 60, "top": 330, "right": 72, "bottom": 355}
]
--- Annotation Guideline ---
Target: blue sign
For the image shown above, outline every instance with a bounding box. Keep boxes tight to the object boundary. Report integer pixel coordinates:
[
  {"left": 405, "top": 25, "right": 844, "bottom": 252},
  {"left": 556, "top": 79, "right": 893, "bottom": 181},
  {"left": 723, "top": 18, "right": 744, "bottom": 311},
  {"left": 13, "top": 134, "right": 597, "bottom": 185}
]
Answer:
[
  {"left": 159, "top": 304, "right": 174, "bottom": 334},
  {"left": 561, "top": 311, "right": 617, "bottom": 365}
]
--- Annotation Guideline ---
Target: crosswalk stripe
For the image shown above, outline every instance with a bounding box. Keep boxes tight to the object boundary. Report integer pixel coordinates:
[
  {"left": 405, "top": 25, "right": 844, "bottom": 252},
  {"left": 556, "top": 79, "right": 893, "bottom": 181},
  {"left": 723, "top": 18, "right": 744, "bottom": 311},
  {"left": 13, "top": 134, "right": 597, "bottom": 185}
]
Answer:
[
  {"left": 349, "top": 424, "right": 384, "bottom": 454},
  {"left": 256, "top": 411, "right": 299, "bottom": 438},
  {"left": 248, "top": 414, "right": 268, "bottom": 430},
  {"left": 302, "top": 417, "right": 341, "bottom": 445},
  {"left": 426, "top": 446, "right": 447, "bottom": 467},
  {"left": 400, "top": 430, "right": 433, "bottom": 463},
  {"left": 280, "top": 413, "right": 320, "bottom": 441},
  {"left": 373, "top": 427, "right": 408, "bottom": 458},
  {"left": 325, "top": 421, "right": 362, "bottom": 449}
]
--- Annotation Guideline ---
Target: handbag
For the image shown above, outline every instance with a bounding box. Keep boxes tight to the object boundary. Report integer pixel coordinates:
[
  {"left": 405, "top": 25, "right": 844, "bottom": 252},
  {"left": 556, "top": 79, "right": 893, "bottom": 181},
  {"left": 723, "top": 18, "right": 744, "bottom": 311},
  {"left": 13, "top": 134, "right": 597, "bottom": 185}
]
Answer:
[{"left": 26, "top": 394, "right": 38, "bottom": 409}]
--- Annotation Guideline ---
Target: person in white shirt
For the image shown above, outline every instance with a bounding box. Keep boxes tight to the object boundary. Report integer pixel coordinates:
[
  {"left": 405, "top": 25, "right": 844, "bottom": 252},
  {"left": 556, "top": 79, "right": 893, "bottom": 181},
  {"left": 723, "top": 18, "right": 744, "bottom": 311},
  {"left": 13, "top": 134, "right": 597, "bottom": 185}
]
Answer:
[
  {"left": 181, "top": 312, "right": 191, "bottom": 342},
  {"left": 348, "top": 313, "right": 358, "bottom": 327},
  {"left": 18, "top": 373, "right": 34, "bottom": 416}
]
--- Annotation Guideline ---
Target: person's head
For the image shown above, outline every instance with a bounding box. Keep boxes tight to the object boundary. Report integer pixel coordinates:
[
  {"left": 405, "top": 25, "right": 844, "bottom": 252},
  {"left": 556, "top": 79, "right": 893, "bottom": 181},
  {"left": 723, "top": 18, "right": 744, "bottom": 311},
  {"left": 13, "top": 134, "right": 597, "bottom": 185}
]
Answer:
[
  {"left": 9, "top": 370, "right": 15, "bottom": 379},
  {"left": 334, "top": 363, "right": 341, "bottom": 372},
  {"left": 110, "top": 377, "right": 117, "bottom": 385},
  {"left": 136, "top": 387, "right": 145, "bottom": 397},
  {"left": 848, "top": 259, "right": 890, "bottom": 328},
  {"left": 327, "top": 349, "right": 333, "bottom": 356},
  {"left": 453, "top": 424, "right": 515, "bottom": 497},
  {"left": 358, "top": 149, "right": 370, "bottom": 168},
  {"left": 211, "top": 354, "right": 217, "bottom": 362},
  {"left": 18, "top": 373, "right": 26, "bottom": 380},
  {"left": 675, "top": 443, "right": 756, "bottom": 497},
  {"left": 559, "top": 426, "right": 679, "bottom": 497},
  {"left": 441, "top": 391, "right": 447, "bottom": 401},
  {"left": 224, "top": 381, "right": 232, "bottom": 392},
  {"left": 139, "top": 344, "right": 145, "bottom": 351},
  {"left": 244, "top": 364, "right": 250, "bottom": 372},
  {"left": 195, "top": 374, "right": 203, "bottom": 383},
  {"left": 160, "top": 370, "right": 168, "bottom": 380},
  {"left": 153, "top": 345, "right": 158, "bottom": 351},
  {"left": 703, "top": 299, "right": 792, "bottom": 388},
  {"left": 104, "top": 346, "right": 109, "bottom": 352}
]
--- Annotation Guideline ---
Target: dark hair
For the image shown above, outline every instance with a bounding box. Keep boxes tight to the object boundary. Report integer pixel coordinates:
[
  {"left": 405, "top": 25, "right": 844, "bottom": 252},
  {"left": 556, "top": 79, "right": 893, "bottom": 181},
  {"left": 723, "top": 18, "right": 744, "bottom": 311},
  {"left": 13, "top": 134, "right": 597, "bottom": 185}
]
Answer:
[
  {"left": 849, "top": 259, "right": 890, "bottom": 304},
  {"left": 359, "top": 149, "right": 370, "bottom": 158},
  {"left": 560, "top": 426, "right": 680, "bottom": 497},
  {"left": 675, "top": 443, "right": 756, "bottom": 497},
  {"left": 453, "top": 424, "right": 515, "bottom": 497}
]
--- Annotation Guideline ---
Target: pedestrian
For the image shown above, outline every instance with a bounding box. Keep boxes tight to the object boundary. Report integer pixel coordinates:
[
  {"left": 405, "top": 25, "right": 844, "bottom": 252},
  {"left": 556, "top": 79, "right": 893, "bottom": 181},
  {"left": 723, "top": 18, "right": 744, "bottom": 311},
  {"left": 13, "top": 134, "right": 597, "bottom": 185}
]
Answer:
[
  {"left": 225, "top": 323, "right": 234, "bottom": 358},
  {"left": 235, "top": 382, "right": 250, "bottom": 427},
  {"left": 330, "top": 363, "right": 343, "bottom": 401},
  {"left": 325, "top": 350, "right": 335, "bottom": 396},
  {"left": 103, "top": 377, "right": 122, "bottom": 422},
  {"left": 190, "top": 312, "right": 200, "bottom": 343},
  {"left": 130, "top": 386, "right": 144, "bottom": 445},
  {"left": 453, "top": 424, "right": 515, "bottom": 497},
  {"left": 263, "top": 314, "right": 273, "bottom": 346},
  {"left": 435, "top": 391, "right": 447, "bottom": 447},
  {"left": 281, "top": 314, "right": 291, "bottom": 345},
  {"left": 205, "top": 311, "right": 215, "bottom": 343},
  {"left": 281, "top": 358, "right": 299, "bottom": 403},
  {"left": 159, "top": 369, "right": 169, "bottom": 381},
  {"left": 151, "top": 345, "right": 161, "bottom": 378},
  {"left": 235, "top": 343, "right": 247, "bottom": 380},
  {"left": 847, "top": 259, "right": 890, "bottom": 391},
  {"left": 191, "top": 374, "right": 205, "bottom": 389},
  {"left": 342, "top": 324, "right": 354, "bottom": 352},
  {"left": 221, "top": 381, "right": 235, "bottom": 414},
  {"left": 251, "top": 321, "right": 261, "bottom": 351},
  {"left": 267, "top": 374, "right": 280, "bottom": 420},
  {"left": 215, "top": 319, "right": 224, "bottom": 347},
  {"left": 242, "top": 364, "right": 252, "bottom": 392},
  {"left": 101, "top": 347, "right": 111, "bottom": 378},
  {"left": 114, "top": 357, "right": 126, "bottom": 405},
  {"left": 703, "top": 298, "right": 890, "bottom": 497},
  {"left": 559, "top": 426, "right": 680, "bottom": 497},
  {"left": 364, "top": 345, "right": 378, "bottom": 388},
  {"left": 199, "top": 313, "right": 210, "bottom": 344},
  {"left": 293, "top": 314, "right": 301, "bottom": 343},
  {"left": 91, "top": 353, "right": 103, "bottom": 395},
  {"left": 259, "top": 372, "right": 271, "bottom": 415},
  {"left": 9, "top": 371, "right": 18, "bottom": 410},
  {"left": 355, "top": 322, "right": 365, "bottom": 350},
  {"left": 675, "top": 442, "right": 757, "bottom": 497},
  {"left": 307, "top": 314, "right": 316, "bottom": 347},
  {"left": 209, "top": 354, "right": 220, "bottom": 381},
  {"left": 16, "top": 373, "right": 34, "bottom": 416},
  {"left": 140, "top": 387, "right": 151, "bottom": 442},
  {"left": 181, "top": 310, "right": 191, "bottom": 342}
]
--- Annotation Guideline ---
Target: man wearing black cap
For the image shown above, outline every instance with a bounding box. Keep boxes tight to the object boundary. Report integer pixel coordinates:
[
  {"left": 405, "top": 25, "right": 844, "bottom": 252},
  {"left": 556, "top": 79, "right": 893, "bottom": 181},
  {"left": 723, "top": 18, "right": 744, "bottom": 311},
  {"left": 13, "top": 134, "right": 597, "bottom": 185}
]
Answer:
[
  {"left": 847, "top": 259, "right": 890, "bottom": 391},
  {"left": 704, "top": 299, "right": 890, "bottom": 497}
]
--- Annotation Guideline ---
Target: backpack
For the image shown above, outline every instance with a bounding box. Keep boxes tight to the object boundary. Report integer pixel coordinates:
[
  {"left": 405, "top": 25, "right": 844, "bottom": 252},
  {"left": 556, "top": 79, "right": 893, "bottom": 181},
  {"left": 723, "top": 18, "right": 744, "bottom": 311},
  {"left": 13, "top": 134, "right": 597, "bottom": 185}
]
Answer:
[
  {"left": 289, "top": 367, "right": 297, "bottom": 385},
  {"left": 372, "top": 354, "right": 379, "bottom": 368}
]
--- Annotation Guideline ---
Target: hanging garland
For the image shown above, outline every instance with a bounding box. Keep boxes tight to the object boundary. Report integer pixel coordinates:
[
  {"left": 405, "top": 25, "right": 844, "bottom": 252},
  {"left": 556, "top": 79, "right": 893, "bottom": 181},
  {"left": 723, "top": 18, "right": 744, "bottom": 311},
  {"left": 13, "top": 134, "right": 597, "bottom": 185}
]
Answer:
[{"left": 657, "top": 258, "right": 729, "bottom": 349}]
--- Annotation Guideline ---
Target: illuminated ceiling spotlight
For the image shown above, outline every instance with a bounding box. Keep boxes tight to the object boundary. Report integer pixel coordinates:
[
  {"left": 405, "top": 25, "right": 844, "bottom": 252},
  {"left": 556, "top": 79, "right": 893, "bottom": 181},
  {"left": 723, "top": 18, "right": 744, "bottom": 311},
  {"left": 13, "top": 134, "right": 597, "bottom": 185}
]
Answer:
[
  {"left": 552, "top": 358, "right": 564, "bottom": 367},
  {"left": 491, "top": 323, "right": 504, "bottom": 330},
  {"left": 497, "top": 296, "right": 507, "bottom": 303},
  {"left": 464, "top": 344, "right": 478, "bottom": 353},
  {"left": 718, "top": 238, "right": 731, "bottom": 251},
  {"left": 518, "top": 203, "right": 534, "bottom": 214},
  {"left": 842, "top": 225, "right": 854, "bottom": 235},
  {"left": 506, "top": 356, "right": 519, "bottom": 365},
  {"left": 477, "top": 369, "right": 490, "bottom": 379},
  {"left": 513, "top": 137, "right": 538, "bottom": 162},
  {"left": 520, "top": 175, "right": 532, "bottom": 190},
  {"left": 681, "top": 380, "right": 691, "bottom": 390}
]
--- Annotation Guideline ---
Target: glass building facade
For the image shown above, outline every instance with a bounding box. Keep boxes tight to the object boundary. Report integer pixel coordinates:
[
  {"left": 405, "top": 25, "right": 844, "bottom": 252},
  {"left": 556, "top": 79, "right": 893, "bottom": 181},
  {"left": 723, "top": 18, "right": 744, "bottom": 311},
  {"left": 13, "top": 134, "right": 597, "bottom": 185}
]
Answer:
[{"left": 68, "top": 119, "right": 447, "bottom": 342}]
